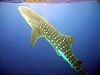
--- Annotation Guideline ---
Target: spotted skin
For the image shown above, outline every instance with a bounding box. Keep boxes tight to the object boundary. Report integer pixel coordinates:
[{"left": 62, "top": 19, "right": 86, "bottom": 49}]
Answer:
[
  {"left": 18, "top": 6, "right": 88, "bottom": 75},
  {"left": 39, "top": 23, "right": 87, "bottom": 75}
]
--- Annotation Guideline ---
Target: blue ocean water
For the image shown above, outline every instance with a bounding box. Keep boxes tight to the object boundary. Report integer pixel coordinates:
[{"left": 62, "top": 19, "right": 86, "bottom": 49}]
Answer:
[{"left": 0, "top": 1, "right": 99, "bottom": 75}]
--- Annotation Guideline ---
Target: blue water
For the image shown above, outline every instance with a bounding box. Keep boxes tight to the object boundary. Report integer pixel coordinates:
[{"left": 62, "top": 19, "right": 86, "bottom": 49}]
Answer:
[{"left": 0, "top": 1, "right": 99, "bottom": 75}]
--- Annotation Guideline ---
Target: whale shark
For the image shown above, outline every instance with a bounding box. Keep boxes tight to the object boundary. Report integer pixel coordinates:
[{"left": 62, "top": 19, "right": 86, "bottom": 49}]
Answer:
[{"left": 18, "top": 6, "right": 88, "bottom": 75}]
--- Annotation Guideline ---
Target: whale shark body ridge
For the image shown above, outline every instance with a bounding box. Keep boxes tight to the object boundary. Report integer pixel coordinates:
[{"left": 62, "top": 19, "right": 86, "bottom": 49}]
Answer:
[{"left": 18, "top": 6, "right": 88, "bottom": 75}]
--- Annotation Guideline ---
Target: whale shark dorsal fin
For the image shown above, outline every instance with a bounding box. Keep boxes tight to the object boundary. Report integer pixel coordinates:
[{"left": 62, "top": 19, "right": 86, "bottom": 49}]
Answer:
[
  {"left": 62, "top": 34, "right": 74, "bottom": 45},
  {"left": 30, "top": 28, "right": 41, "bottom": 47}
]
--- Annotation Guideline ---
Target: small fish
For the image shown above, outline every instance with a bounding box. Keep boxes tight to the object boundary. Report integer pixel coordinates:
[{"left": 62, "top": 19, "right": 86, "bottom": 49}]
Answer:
[{"left": 18, "top": 6, "right": 88, "bottom": 75}]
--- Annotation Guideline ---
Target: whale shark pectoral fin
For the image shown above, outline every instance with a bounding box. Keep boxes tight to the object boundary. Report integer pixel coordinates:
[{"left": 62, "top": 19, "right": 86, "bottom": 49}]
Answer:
[
  {"left": 55, "top": 50, "right": 61, "bottom": 56},
  {"left": 30, "top": 29, "right": 37, "bottom": 47},
  {"left": 30, "top": 28, "right": 41, "bottom": 47}
]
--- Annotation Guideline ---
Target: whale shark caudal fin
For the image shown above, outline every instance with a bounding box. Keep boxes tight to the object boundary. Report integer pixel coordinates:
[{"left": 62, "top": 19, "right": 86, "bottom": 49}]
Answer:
[{"left": 30, "top": 27, "right": 42, "bottom": 47}]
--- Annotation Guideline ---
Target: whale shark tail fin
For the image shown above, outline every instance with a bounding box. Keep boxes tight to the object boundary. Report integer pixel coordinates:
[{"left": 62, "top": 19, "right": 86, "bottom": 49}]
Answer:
[{"left": 30, "top": 27, "right": 42, "bottom": 47}]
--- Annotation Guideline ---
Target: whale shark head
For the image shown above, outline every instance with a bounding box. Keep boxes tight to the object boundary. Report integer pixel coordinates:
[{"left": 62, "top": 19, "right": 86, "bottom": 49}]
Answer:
[
  {"left": 18, "top": 6, "right": 42, "bottom": 47},
  {"left": 18, "top": 6, "right": 39, "bottom": 28}
]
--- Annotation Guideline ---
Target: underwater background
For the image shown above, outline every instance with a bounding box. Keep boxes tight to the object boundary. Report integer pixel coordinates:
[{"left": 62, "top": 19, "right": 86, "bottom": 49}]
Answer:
[{"left": 0, "top": 1, "right": 100, "bottom": 75}]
